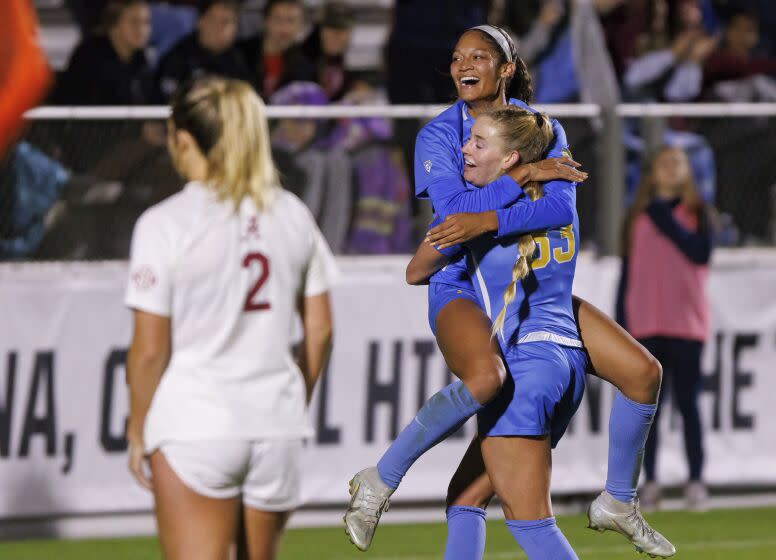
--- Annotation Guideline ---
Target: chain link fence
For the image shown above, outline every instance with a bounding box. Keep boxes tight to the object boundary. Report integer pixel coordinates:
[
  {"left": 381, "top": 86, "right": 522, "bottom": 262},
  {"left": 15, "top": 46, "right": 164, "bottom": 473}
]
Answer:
[{"left": 2, "top": 103, "right": 775, "bottom": 260}]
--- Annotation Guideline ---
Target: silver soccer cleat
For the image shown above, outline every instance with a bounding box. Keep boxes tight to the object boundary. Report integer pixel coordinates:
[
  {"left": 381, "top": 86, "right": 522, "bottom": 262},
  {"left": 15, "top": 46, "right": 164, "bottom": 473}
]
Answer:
[
  {"left": 343, "top": 467, "right": 394, "bottom": 551},
  {"left": 587, "top": 490, "right": 676, "bottom": 558}
]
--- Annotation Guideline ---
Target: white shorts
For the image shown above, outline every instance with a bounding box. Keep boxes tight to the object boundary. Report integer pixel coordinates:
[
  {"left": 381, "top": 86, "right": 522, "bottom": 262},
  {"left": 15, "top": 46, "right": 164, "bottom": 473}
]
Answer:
[{"left": 160, "top": 439, "right": 303, "bottom": 511}]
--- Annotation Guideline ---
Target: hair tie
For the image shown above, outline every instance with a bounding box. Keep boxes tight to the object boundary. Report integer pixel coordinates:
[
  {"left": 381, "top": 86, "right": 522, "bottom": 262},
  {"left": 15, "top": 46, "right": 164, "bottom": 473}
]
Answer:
[{"left": 534, "top": 112, "right": 544, "bottom": 128}]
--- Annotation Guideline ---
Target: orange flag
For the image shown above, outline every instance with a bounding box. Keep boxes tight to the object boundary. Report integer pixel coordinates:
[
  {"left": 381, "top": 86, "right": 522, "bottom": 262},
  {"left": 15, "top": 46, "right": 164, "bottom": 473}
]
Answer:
[{"left": 0, "top": 0, "right": 53, "bottom": 157}]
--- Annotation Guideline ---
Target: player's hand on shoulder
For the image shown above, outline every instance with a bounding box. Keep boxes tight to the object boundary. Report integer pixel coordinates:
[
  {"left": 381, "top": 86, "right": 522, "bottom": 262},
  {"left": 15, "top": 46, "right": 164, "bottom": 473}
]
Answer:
[{"left": 524, "top": 157, "right": 588, "bottom": 184}]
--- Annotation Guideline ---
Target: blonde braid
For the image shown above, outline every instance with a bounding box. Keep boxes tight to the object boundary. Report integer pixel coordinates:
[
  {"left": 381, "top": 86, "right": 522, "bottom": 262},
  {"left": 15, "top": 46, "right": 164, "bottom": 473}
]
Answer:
[{"left": 491, "top": 181, "right": 544, "bottom": 337}]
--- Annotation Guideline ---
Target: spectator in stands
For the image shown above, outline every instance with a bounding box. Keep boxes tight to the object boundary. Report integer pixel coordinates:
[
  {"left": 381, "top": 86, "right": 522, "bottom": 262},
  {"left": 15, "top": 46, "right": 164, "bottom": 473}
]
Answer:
[
  {"left": 65, "top": 0, "right": 198, "bottom": 59},
  {"left": 55, "top": 0, "right": 154, "bottom": 105},
  {"left": 45, "top": 1, "right": 182, "bottom": 259},
  {"left": 702, "top": 10, "right": 776, "bottom": 100},
  {"left": 620, "top": 0, "right": 720, "bottom": 212},
  {"left": 711, "top": 0, "right": 776, "bottom": 55},
  {"left": 617, "top": 146, "right": 716, "bottom": 512},
  {"left": 155, "top": 0, "right": 252, "bottom": 101},
  {"left": 238, "top": 0, "right": 314, "bottom": 99},
  {"left": 301, "top": 1, "right": 356, "bottom": 101},
  {"left": 270, "top": 82, "right": 353, "bottom": 253},
  {"left": 696, "top": 9, "right": 776, "bottom": 241},
  {"left": 623, "top": 0, "right": 719, "bottom": 102},
  {"left": 491, "top": 0, "right": 621, "bottom": 107},
  {"left": 601, "top": 0, "right": 657, "bottom": 80}
]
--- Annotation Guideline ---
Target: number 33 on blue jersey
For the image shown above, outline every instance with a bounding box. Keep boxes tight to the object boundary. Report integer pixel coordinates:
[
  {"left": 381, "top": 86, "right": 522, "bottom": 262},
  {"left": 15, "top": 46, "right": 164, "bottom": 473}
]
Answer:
[{"left": 531, "top": 225, "right": 575, "bottom": 270}]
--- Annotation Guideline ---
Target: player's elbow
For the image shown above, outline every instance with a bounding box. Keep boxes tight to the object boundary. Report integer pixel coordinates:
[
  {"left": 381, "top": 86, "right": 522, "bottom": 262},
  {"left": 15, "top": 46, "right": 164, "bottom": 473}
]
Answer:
[
  {"left": 126, "top": 342, "right": 169, "bottom": 381},
  {"left": 406, "top": 261, "right": 428, "bottom": 285}
]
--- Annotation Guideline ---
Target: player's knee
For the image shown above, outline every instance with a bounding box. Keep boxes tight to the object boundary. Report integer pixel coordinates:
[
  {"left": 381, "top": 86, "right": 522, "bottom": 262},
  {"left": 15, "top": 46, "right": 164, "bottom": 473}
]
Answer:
[
  {"left": 630, "top": 353, "right": 662, "bottom": 403},
  {"left": 463, "top": 358, "right": 507, "bottom": 404},
  {"left": 446, "top": 480, "right": 492, "bottom": 509},
  {"left": 642, "top": 354, "right": 663, "bottom": 396}
]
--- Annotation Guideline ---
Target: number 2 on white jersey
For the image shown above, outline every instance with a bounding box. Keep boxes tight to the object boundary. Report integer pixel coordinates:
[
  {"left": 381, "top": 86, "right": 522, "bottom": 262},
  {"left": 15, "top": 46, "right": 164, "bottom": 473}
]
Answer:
[{"left": 243, "top": 252, "right": 271, "bottom": 312}]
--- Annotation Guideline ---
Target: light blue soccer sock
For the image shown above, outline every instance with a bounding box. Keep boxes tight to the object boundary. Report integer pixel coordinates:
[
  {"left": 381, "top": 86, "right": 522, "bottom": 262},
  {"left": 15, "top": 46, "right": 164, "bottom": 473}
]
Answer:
[
  {"left": 506, "top": 518, "right": 578, "bottom": 560},
  {"left": 605, "top": 391, "right": 658, "bottom": 502},
  {"left": 444, "top": 506, "right": 486, "bottom": 560},
  {"left": 377, "top": 380, "right": 483, "bottom": 489}
]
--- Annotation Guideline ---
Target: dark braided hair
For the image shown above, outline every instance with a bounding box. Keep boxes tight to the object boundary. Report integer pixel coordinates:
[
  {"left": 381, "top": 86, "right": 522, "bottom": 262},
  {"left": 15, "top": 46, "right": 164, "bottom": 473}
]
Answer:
[{"left": 470, "top": 26, "right": 533, "bottom": 104}]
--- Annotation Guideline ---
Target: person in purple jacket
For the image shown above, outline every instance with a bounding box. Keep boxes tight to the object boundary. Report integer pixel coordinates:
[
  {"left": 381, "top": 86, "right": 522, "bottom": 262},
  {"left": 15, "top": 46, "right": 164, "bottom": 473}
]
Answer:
[{"left": 345, "top": 25, "right": 674, "bottom": 558}]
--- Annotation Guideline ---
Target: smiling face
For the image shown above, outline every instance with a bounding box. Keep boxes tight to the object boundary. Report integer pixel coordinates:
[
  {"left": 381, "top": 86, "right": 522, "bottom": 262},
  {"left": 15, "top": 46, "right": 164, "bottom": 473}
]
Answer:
[
  {"left": 461, "top": 116, "right": 519, "bottom": 186},
  {"left": 451, "top": 31, "right": 513, "bottom": 108}
]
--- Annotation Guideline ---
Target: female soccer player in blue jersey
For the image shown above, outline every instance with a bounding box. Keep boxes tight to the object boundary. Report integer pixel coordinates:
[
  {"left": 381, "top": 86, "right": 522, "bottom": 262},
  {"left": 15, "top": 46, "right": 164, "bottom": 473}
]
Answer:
[
  {"left": 345, "top": 25, "right": 674, "bottom": 558},
  {"left": 456, "top": 105, "right": 584, "bottom": 559}
]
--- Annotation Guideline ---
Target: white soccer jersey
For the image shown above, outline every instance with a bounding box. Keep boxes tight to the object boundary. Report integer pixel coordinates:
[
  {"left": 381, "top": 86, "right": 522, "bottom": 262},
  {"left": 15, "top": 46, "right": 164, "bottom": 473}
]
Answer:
[{"left": 125, "top": 181, "right": 337, "bottom": 451}]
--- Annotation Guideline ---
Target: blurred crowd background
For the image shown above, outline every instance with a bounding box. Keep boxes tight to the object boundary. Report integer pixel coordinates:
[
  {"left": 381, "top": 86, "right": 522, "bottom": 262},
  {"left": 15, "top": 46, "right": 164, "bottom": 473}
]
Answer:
[{"left": 3, "top": 0, "right": 776, "bottom": 260}]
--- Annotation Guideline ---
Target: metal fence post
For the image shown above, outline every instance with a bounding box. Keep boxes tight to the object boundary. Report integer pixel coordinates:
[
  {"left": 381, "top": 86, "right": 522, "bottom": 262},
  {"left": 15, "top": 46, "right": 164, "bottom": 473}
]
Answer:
[
  {"left": 642, "top": 115, "right": 666, "bottom": 154},
  {"left": 597, "top": 107, "right": 625, "bottom": 255}
]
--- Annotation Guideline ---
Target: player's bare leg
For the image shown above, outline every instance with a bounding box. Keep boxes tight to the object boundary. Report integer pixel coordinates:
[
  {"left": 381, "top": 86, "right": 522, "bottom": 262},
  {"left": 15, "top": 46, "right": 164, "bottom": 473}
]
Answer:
[
  {"left": 150, "top": 451, "right": 241, "bottom": 560},
  {"left": 482, "top": 435, "right": 577, "bottom": 558},
  {"left": 447, "top": 436, "right": 493, "bottom": 509},
  {"left": 345, "top": 299, "right": 505, "bottom": 551},
  {"left": 573, "top": 297, "right": 661, "bottom": 404},
  {"left": 574, "top": 297, "right": 675, "bottom": 557},
  {"left": 241, "top": 507, "right": 290, "bottom": 560}
]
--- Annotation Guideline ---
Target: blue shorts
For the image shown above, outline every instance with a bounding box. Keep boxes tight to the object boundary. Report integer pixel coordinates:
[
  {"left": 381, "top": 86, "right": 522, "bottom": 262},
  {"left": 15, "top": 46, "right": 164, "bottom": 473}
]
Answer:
[
  {"left": 478, "top": 341, "right": 587, "bottom": 448},
  {"left": 427, "top": 282, "right": 481, "bottom": 335}
]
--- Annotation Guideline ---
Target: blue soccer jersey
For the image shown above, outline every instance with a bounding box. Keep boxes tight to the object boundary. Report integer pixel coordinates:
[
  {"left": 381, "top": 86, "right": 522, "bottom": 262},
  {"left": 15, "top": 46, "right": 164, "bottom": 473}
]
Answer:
[
  {"left": 467, "top": 201, "right": 581, "bottom": 348},
  {"left": 413, "top": 99, "right": 577, "bottom": 292}
]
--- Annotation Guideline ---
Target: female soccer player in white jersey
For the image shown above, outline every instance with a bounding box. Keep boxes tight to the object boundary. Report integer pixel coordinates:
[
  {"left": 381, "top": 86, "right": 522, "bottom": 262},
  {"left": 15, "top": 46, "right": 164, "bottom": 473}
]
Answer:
[
  {"left": 345, "top": 25, "right": 674, "bottom": 558},
  {"left": 125, "top": 77, "right": 336, "bottom": 560}
]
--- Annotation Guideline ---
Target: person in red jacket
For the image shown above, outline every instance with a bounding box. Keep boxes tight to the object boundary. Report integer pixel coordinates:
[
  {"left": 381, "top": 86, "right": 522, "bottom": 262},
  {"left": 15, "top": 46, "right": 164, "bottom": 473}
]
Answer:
[{"left": 0, "top": 0, "right": 52, "bottom": 158}]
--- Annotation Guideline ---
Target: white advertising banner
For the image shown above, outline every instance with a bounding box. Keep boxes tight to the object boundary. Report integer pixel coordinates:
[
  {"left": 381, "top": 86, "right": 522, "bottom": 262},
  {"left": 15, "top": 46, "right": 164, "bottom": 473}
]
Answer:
[{"left": 0, "top": 251, "right": 775, "bottom": 519}]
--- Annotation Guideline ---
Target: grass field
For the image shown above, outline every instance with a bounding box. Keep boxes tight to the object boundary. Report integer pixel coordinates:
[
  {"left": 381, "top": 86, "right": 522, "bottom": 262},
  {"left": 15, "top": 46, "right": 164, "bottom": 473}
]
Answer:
[{"left": 0, "top": 506, "right": 773, "bottom": 559}]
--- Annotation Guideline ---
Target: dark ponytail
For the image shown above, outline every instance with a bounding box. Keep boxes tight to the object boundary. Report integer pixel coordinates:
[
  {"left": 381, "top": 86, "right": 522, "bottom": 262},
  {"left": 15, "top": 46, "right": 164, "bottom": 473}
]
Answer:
[{"left": 511, "top": 55, "right": 533, "bottom": 104}]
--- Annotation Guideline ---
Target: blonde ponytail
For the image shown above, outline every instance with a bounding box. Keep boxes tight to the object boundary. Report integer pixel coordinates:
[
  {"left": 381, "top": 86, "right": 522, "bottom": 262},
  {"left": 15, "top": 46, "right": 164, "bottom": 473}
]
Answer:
[
  {"left": 170, "top": 77, "right": 280, "bottom": 211},
  {"left": 480, "top": 107, "right": 554, "bottom": 339},
  {"left": 491, "top": 182, "right": 545, "bottom": 337}
]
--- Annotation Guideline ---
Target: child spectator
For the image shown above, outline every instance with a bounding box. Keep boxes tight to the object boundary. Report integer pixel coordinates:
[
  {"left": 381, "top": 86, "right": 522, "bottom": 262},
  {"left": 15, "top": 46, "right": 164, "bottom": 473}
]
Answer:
[
  {"left": 155, "top": 0, "right": 251, "bottom": 101},
  {"left": 618, "top": 146, "right": 716, "bottom": 511}
]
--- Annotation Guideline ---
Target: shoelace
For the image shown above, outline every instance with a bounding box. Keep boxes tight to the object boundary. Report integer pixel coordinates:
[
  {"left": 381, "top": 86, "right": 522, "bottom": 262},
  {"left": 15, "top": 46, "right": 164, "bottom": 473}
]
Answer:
[
  {"left": 357, "top": 488, "right": 390, "bottom": 524},
  {"left": 625, "top": 503, "right": 657, "bottom": 540}
]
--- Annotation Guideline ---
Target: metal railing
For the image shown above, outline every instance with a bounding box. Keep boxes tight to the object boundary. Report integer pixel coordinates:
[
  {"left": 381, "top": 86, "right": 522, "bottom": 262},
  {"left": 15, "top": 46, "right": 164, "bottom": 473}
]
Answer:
[{"left": 20, "top": 102, "right": 776, "bottom": 255}]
